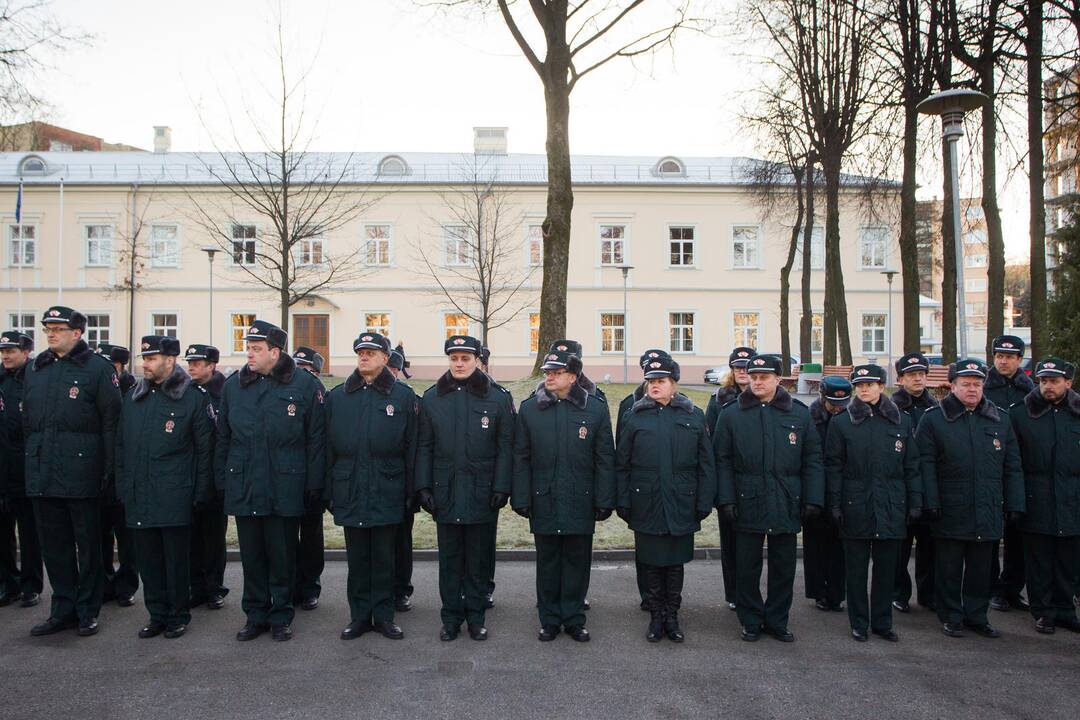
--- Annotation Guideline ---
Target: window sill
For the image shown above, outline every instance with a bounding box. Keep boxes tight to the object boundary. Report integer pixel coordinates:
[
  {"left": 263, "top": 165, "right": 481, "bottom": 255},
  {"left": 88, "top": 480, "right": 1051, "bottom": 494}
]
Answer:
[{"left": 666, "top": 265, "right": 699, "bottom": 270}]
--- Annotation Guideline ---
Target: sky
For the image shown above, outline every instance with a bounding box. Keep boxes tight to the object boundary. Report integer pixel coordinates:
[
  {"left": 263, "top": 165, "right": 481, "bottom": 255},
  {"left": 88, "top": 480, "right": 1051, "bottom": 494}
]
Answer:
[{"left": 34, "top": 0, "right": 1031, "bottom": 259}]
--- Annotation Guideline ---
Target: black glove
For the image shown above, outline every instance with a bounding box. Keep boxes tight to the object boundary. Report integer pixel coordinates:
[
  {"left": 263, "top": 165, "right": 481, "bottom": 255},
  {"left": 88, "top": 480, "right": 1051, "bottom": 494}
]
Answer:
[
  {"left": 1006, "top": 510, "right": 1024, "bottom": 525},
  {"left": 490, "top": 492, "right": 510, "bottom": 510},
  {"left": 304, "top": 489, "right": 322, "bottom": 510},
  {"left": 721, "top": 504, "right": 738, "bottom": 523},
  {"left": 0, "top": 496, "right": 9, "bottom": 514},
  {"left": 323, "top": 498, "right": 334, "bottom": 513},
  {"left": 513, "top": 506, "right": 530, "bottom": 519},
  {"left": 830, "top": 507, "right": 844, "bottom": 527},
  {"left": 595, "top": 507, "right": 613, "bottom": 521},
  {"left": 417, "top": 489, "right": 436, "bottom": 515},
  {"left": 908, "top": 507, "right": 923, "bottom": 523},
  {"left": 616, "top": 507, "right": 631, "bottom": 522},
  {"left": 924, "top": 507, "right": 941, "bottom": 521},
  {"left": 801, "top": 504, "right": 821, "bottom": 522},
  {"left": 695, "top": 508, "right": 711, "bottom": 522}
]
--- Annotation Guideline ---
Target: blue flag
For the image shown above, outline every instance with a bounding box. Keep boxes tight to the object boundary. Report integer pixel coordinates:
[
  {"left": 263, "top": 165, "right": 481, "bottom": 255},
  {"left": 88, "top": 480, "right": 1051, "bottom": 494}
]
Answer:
[{"left": 15, "top": 181, "right": 22, "bottom": 223}]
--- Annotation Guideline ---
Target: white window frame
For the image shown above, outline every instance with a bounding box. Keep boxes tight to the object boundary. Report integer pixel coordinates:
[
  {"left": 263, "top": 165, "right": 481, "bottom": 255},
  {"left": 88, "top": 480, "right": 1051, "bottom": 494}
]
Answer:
[
  {"left": 599, "top": 311, "right": 627, "bottom": 354},
  {"left": 149, "top": 311, "right": 180, "bottom": 339},
  {"left": 443, "top": 225, "right": 472, "bottom": 267},
  {"left": 731, "top": 310, "right": 761, "bottom": 349},
  {"left": 8, "top": 311, "right": 36, "bottom": 344},
  {"left": 859, "top": 226, "right": 890, "bottom": 270},
  {"left": 363, "top": 311, "right": 393, "bottom": 338},
  {"left": 294, "top": 236, "right": 325, "bottom": 267},
  {"left": 860, "top": 312, "right": 887, "bottom": 354},
  {"left": 731, "top": 224, "right": 762, "bottom": 269},
  {"left": 526, "top": 223, "right": 544, "bottom": 267},
  {"left": 667, "top": 225, "right": 696, "bottom": 268},
  {"left": 7, "top": 223, "right": 37, "bottom": 267},
  {"left": 792, "top": 225, "right": 825, "bottom": 271},
  {"left": 965, "top": 254, "right": 988, "bottom": 268},
  {"left": 965, "top": 278, "right": 988, "bottom": 292},
  {"left": 83, "top": 223, "right": 115, "bottom": 268},
  {"left": 230, "top": 224, "right": 258, "bottom": 267},
  {"left": 527, "top": 310, "right": 541, "bottom": 353},
  {"left": 444, "top": 312, "right": 471, "bottom": 339},
  {"left": 149, "top": 223, "right": 181, "bottom": 268},
  {"left": 598, "top": 223, "right": 628, "bottom": 267},
  {"left": 668, "top": 310, "right": 697, "bottom": 354},
  {"left": 83, "top": 313, "right": 112, "bottom": 349},
  {"left": 229, "top": 311, "right": 258, "bottom": 354},
  {"left": 363, "top": 223, "right": 393, "bottom": 267}
]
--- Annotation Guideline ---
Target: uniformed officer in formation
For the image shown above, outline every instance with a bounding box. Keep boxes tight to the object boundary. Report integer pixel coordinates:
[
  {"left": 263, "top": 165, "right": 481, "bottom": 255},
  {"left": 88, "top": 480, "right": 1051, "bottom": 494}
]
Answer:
[
  {"left": 512, "top": 345, "right": 615, "bottom": 642},
  {"left": 183, "top": 343, "right": 229, "bottom": 609},
  {"left": 215, "top": 320, "right": 326, "bottom": 642},
  {"left": 984, "top": 335, "right": 1034, "bottom": 613},
  {"left": 0, "top": 330, "right": 42, "bottom": 608},
  {"left": 825, "top": 365, "right": 922, "bottom": 642},
  {"left": 415, "top": 335, "right": 514, "bottom": 641},
  {"left": 918, "top": 358, "right": 1024, "bottom": 638},
  {"left": 325, "top": 331, "right": 417, "bottom": 640},
  {"left": 616, "top": 354, "right": 716, "bottom": 642},
  {"left": 387, "top": 348, "right": 419, "bottom": 613},
  {"left": 804, "top": 375, "right": 851, "bottom": 613},
  {"left": 891, "top": 351, "right": 939, "bottom": 613},
  {"left": 96, "top": 343, "right": 139, "bottom": 608},
  {"left": 478, "top": 343, "right": 510, "bottom": 610},
  {"left": 291, "top": 345, "right": 327, "bottom": 612},
  {"left": 1008, "top": 357, "right": 1080, "bottom": 634},
  {"left": 116, "top": 336, "right": 214, "bottom": 639},
  {"left": 714, "top": 353, "right": 824, "bottom": 643},
  {"left": 24, "top": 306, "right": 122, "bottom": 637}
]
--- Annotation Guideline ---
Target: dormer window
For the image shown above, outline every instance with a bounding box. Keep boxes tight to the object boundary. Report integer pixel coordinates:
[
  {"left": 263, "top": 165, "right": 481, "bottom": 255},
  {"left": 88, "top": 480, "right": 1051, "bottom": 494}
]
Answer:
[
  {"left": 377, "top": 155, "right": 409, "bottom": 176},
  {"left": 18, "top": 155, "right": 47, "bottom": 176},
  {"left": 655, "top": 157, "right": 685, "bottom": 177}
]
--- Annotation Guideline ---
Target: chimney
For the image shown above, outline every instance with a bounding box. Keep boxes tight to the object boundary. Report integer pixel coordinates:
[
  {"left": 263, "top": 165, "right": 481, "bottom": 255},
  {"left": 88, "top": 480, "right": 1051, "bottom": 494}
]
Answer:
[
  {"left": 473, "top": 126, "right": 508, "bottom": 155},
  {"left": 153, "top": 126, "right": 172, "bottom": 153}
]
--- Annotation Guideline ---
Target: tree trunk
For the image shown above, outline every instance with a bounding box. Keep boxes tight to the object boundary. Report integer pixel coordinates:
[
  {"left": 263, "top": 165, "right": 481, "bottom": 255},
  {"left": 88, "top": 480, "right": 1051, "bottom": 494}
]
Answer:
[
  {"left": 822, "top": 153, "right": 853, "bottom": 364},
  {"left": 780, "top": 167, "right": 806, "bottom": 377},
  {"left": 899, "top": 101, "right": 922, "bottom": 352},
  {"left": 1028, "top": 0, "right": 1048, "bottom": 357},
  {"left": 980, "top": 61, "right": 1006, "bottom": 357},
  {"left": 799, "top": 159, "right": 815, "bottom": 363},
  {"left": 941, "top": 135, "right": 958, "bottom": 362}
]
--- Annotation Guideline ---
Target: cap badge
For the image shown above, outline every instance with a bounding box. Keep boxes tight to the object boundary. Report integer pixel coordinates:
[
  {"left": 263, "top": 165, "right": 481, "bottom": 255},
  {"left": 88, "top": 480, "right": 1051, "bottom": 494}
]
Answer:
[
  {"left": 297, "top": 352, "right": 306, "bottom": 358},
  {"left": 753, "top": 358, "right": 765, "bottom": 366},
  {"left": 788, "top": 431, "right": 797, "bottom": 445},
  {"left": 453, "top": 338, "right": 465, "bottom": 345},
  {"left": 857, "top": 368, "right": 869, "bottom": 376},
  {"left": 141, "top": 342, "right": 150, "bottom": 350},
  {"left": 649, "top": 361, "right": 662, "bottom": 369},
  {"left": 1045, "top": 362, "right": 1056, "bottom": 369},
  {"left": 69, "top": 386, "right": 79, "bottom": 399},
  {"left": 966, "top": 363, "right": 978, "bottom": 370},
  {"left": 648, "top": 352, "right": 659, "bottom": 358},
  {"left": 385, "top": 404, "right": 395, "bottom": 417},
  {"left": 557, "top": 345, "right": 568, "bottom": 351},
  {"left": 579, "top": 426, "right": 588, "bottom": 439},
  {"left": 548, "top": 354, "right": 558, "bottom": 361},
  {"left": 1002, "top": 342, "right": 1013, "bottom": 348},
  {"left": 187, "top": 347, "right": 196, "bottom": 355},
  {"left": 164, "top": 420, "right": 175, "bottom": 434},
  {"left": 0, "top": 337, "right": 8, "bottom": 343},
  {"left": 738, "top": 351, "right": 749, "bottom": 357},
  {"left": 362, "top": 335, "right": 372, "bottom": 342},
  {"left": 48, "top": 310, "right": 60, "bottom": 317}
]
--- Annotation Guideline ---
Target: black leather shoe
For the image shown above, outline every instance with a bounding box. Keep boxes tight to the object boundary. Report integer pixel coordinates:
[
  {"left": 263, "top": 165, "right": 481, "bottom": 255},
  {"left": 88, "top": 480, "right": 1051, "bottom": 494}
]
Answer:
[
  {"left": 740, "top": 626, "right": 761, "bottom": 642},
  {"left": 814, "top": 599, "right": 829, "bottom": 611},
  {"left": 340, "top": 621, "right": 372, "bottom": 640},
  {"left": 851, "top": 628, "right": 869, "bottom": 642},
  {"left": 0, "top": 592, "right": 12, "bottom": 607},
  {"left": 873, "top": 628, "right": 899, "bottom": 642},
  {"left": 727, "top": 601, "right": 736, "bottom": 611},
  {"left": 942, "top": 622, "right": 965, "bottom": 638},
  {"left": 138, "top": 621, "right": 166, "bottom": 639},
  {"left": 236, "top": 622, "right": 268, "bottom": 641},
  {"left": 207, "top": 594, "right": 226, "bottom": 610},
  {"left": 829, "top": 603, "right": 845, "bottom": 612},
  {"left": 468, "top": 624, "right": 488, "bottom": 641},
  {"left": 989, "top": 596, "right": 1009, "bottom": 611},
  {"left": 78, "top": 618, "right": 99, "bottom": 636},
  {"left": 164, "top": 624, "right": 186, "bottom": 639},
  {"left": 583, "top": 598, "right": 591, "bottom": 611},
  {"left": 31, "top": 616, "right": 78, "bottom": 636},
  {"left": 1055, "top": 616, "right": 1080, "bottom": 633},
  {"left": 1035, "top": 617, "right": 1056, "bottom": 634},
  {"left": 964, "top": 622, "right": 1001, "bottom": 638},
  {"left": 300, "top": 597, "right": 319, "bottom": 611},
  {"left": 565, "top": 625, "right": 590, "bottom": 642},
  {"left": 394, "top": 595, "right": 412, "bottom": 613},
  {"left": 538, "top": 624, "right": 560, "bottom": 641},
  {"left": 892, "top": 600, "right": 910, "bottom": 613},
  {"left": 117, "top": 594, "right": 136, "bottom": 608},
  {"left": 665, "top": 621, "right": 685, "bottom": 643},
  {"left": 271, "top": 624, "right": 293, "bottom": 641},
  {"left": 646, "top": 616, "right": 664, "bottom": 643},
  {"left": 439, "top": 624, "right": 460, "bottom": 641},
  {"left": 484, "top": 593, "right": 495, "bottom": 609},
  {"left": 19, "top": 592, "right": 40, "bottom": 608},
  {"left": 374, "top": 621, "right": 404, "bottom": 639},
  {"left": 765, "top": 626, "right": 795, "bottom": 642},
  {"left": 1006, "top": 596, "right": 1030, "bottom": 612}
]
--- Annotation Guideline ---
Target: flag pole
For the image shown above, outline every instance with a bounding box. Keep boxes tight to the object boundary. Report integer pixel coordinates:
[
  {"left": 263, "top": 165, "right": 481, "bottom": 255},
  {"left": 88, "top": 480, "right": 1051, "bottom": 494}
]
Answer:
[
  {"left": 57, "top": 177, "right": 64, "bottom": 303},
  {"left": 15, "top": 179, "right": 22, "bottom": 320}
]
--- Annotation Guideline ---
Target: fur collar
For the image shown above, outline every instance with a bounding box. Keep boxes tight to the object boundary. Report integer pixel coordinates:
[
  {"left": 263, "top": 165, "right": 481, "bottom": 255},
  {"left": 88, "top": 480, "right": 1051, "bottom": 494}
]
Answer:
[
  {"left": 33, "top": 339, "right": 94, "bottom": 370},
  {"left": 809, "top": 398, "right": 831, "bottom": 426},
  {"left": 941, "top": 392, "right": 1000, "bottom": 422},
  {"left": 577, "top": 373, "right": 597, "bottom": 394},
  {"left": 2, "top": 361, "right": 28, "bottom": 383},
  {"left": 631, "top": 392, "right": 695, "bottom": 414},
  {"left": 344, "top": 366, "right": 397, "bottom": 395},
  {"left": 239, "top": 352, "right": 296, "bottom": 388},
  {"left": 131, "top": 363, "right": 192, "bottom": 402},
  {"left": 985, "top": 367, "right": 1035, "bottom": 393},
  {"left": 535, "top": 381, "right": 588, "bottom": 410},
  {"left": 1024, "top": 387, "right": 1080, "bottom": 419},
  {"left": 714, "top": 385, "right": 740, "bottom": 407},
  {"left": 436, "top": 368, "right": 490, "bottom": 397},
  {"left": 847, "top": 394, "right": 901, "bottom": 425},
  {"left": 738, "top": 385, "right": 793, "bottom": 412},
  {"left": 892, "top": 387, "right": 938, "bottom": 412},
  {"left": 200, "top": 370, "right": 226, "bottom": 399},
  {"left": 634, "top": 382, "right": 647, "bottom": 401}
]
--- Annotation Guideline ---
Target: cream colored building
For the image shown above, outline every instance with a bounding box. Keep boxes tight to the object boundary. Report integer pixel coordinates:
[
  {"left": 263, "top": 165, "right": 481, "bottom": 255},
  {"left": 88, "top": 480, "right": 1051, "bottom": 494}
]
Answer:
[{"left": 0, "top": 129, "right": 904, "bottom": 381}]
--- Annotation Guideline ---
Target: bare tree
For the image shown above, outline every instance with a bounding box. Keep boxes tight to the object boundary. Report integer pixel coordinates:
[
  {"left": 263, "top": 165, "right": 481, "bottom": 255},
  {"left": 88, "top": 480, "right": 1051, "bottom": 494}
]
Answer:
[
  {"left": 107, "top": 188, "right": 160, "bottom": 353},
  {"left": 411, "top": 157, "right": 538, "bottom": 346}
]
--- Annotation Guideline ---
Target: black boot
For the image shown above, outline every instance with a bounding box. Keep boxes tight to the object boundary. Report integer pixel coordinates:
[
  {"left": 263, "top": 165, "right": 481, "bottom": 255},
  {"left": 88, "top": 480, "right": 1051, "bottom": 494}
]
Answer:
[
  {"left": 643, "top": 563, "right": 665, "bottom": 642},
  {"left": 664, "top": 565, "right": 685, "bottom": 643}
]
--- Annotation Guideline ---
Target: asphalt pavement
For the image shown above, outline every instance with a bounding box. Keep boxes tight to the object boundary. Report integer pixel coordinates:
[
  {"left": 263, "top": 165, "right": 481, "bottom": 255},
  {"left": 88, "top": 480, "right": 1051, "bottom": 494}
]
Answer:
[{"left": 2, "top": 558, "right": 1077, "bottom": 720}]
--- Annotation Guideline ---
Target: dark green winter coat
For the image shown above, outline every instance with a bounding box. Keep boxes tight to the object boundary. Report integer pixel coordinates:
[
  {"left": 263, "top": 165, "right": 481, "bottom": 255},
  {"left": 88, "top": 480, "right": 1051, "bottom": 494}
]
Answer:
[
  {"left": 713, "top": 386, "right": 824, "bottom": 535},
  {"left": 214, "top": 353, "right": 326, "bottom": 518},
  {"left": 705, "top": 384, "right": 740, "bottom": 438},
  {"left": 917, "top": 393, "right": 1024, "bottom": 541},
  {"left": 0, "top": 361, "right": 28, "bottom": 497},
  {"left": 824, "top": 395, "right": 923, "bottom": 540},
  {"left": 1009, "top": 388, "right": 1080, "bottom": 537},
  {"left": 415, "top": 369, "right": 514, "bottom": 525},
  {"left": 22, "top": 339, "right": 122, "bottom": 499},
  {"left": 984, "top": 367, "right": 1034, "bottom": 410},
  {"left": 325, "top": 367, "right": 418, "bottom": 529},
  {"left": 892, "top": 387, "right": 938, "bottom": 428},
  {"left": 116, "top": 364, "right": 214, "bottom": 528},
  {"left": 511, "top": 382, "right": 616, "bottom": 535},
  {"left": 616, "top": 393, "right": 716, "bottom": 536},
  {"left": 615, "top": 383, "right": 646, "bottom": 439}
]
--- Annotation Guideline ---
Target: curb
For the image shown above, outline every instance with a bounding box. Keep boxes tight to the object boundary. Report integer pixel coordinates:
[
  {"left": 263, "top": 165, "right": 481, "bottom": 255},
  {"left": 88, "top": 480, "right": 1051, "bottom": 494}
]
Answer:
[{"left": 224, "top": 546, "right": 807, "bottom": 562}]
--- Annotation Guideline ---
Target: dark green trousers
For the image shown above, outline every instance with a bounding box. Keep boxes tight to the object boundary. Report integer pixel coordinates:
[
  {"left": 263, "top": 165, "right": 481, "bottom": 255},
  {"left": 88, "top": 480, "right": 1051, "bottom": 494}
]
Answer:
[
  {"left": 534, "top": 533, "right": 592, "bottom": 628},
  {"left": 33, "top": 497, "right": 104, "bottom": 622},
  {"left": 843, "top": 538, "right": 900, "bottom": 633},
  {"left": 718, "top": 513, "right": 737, "bottom": 604},
  {"left": 990, "top": 522, "right": 1026, "bottom": 601},
  {"left": 1023, "top": 532, "right": 1080, "bottom": 622},
  {"left": 344, "top": 524, "right": 397, "bottom": 624},
  {"left": 134, "top": 525, "right": 191, "bottom": 627},
  {"left": 804, "top": 517, "right": 845, "bottom": 606},
  {"left": 436, "top": 522, "right": 496, "bottom": 627},
  {"left": 894, "top": 521, "right": 935, "bottom": 605},
  {"left": 394, "top": 511, "right": 414, "bottom": 600},
  {"left": 735, "top": 531, "right": 796, "bottom": 632},
  {"left": 1, "top": 497, "right": 43, "bottom": 596},
  {"left": 101, "top": 501, "right": 138, "bottom": 599},
  {"left": 234, "top": 514, "right": 299, "bottom": 627},
  {"left": 293, "top": 508, "right": 324, "bottom": 602},
  {"left": 189, "top": 502, "right": 228, "bottom": 603},
  {"left": 935, "top": 538, "right": 993, "bottom": 626}
]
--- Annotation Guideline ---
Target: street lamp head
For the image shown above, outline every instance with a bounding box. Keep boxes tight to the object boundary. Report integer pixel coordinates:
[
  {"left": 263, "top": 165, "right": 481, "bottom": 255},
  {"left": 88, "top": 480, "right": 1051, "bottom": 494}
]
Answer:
[
  {"left": 881, "top": 268, "right": 898, "bottom": 283},
  {"left": 618, "top": 264, "right": 634, "bottom": 277},
  {"left": 201, "top": 246, "right": 219, "bottom": 262},
  {"left": 917, "top": 89, "right": 988, "bottom": 141}
]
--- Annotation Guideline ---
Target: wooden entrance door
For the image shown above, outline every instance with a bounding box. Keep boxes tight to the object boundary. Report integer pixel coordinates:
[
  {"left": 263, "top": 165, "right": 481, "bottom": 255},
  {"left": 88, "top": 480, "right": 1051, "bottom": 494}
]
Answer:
[{"left": 292, "top": 314, "right": 330, "bottom": 373}]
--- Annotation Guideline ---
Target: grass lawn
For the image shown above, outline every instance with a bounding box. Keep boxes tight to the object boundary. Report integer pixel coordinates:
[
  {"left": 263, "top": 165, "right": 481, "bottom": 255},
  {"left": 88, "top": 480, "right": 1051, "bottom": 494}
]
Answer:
[{"left": 224, "top": 376, "right": 722, "bottom": 549}]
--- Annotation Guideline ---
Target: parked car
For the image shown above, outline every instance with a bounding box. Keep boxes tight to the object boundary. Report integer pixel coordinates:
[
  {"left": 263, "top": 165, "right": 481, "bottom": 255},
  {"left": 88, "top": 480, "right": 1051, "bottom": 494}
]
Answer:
[{"left": 703, "top": 353, "right": 801, "bottom": 385}]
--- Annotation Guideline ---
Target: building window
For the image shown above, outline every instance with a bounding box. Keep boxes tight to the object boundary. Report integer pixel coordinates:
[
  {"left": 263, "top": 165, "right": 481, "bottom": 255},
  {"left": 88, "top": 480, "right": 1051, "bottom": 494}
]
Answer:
[
  {"left": 963, "top": 229, "right": 987, "bottom": 246},
  {"left": 600, "top": 224, "right": 625, "bottom": 265},
  {"left": 445, "top": 313, "right": 470, "bottom": 338},
  {"left": 965, "top": 254, "right": 988, "bottom": 268},
  {"left": 295, "top": 237, "right": 324, "bottom": 266},
  {"left": 527, "top": 224, "right": 543, "bottom": 266},
  {"left": 733, "top": 311, "right": 760, "bottom": 348},
  {"left": 529, "top": 312, "right": 540, "bottom": 353},
  {"left": 964, "top": 205, "right": 985, "bottom": 220},
  {"left": 965, "top": 302, "right": 987, "bottom": 317},
  {"left": 48, "top": 140, "right": 72, "bottom": 152},
  {"left": 802, "top": 311, "right": 824, "bottom": 353},
  {"left": 151, "top": 312, "right": 178, "bottom": 338},
  {"left": 669, "top": 312, "right": 695, "bottom": 353},
  {"left": 8, "top": 312, "right": 34, "bottom": 343},
  {"left": 732, "top": 226, "right": 760, "bottom": 268},
  {"left": 150, "top": 224, "right": 179, "bottom": 267},
  {"left": 231, "top": 313, "right": 256, "bottom": 352},
  {"left": 668, "top": 227, "right": 695, "bottom": 266},
  {"left": 600, "top": 313, "right": 625, "bottom": 353},
  {"left": 859, "top": 226, "right": 889, "bottom": 269},
  {"left": 793, "top": 226, "right": 825, "bottom": 270},
  {"left": 655, "top": 157, "right": 685, "bottom": 176},
  {"left": 444, "top": 225, "right": 472, "bottom": 266},
  {"left": 365, "top": 313, "right": 391, "bottom": 337},
  {"left": 7, "top": 224, "right": 35, "bottom": 266},
  {"left": 861, "top": 313, "right": 887, "bottom": 353},
  {"left": 17, "top": 155, "right": 46, "bottom": 175},
  {"left": 84, "top": 314, "right": 110, "bottom": 349},
  {"left": 377, "top": 155, "right": 408, "bottom": 176},
  {"left": 231, "top": 224, "right": 257, "bottom": 266},
  {"left": 364, "top": 224, "right": 392, "bottom": 266},
  {"left": 965, "top": 278, "right": 987, "bottom": 292},
  {"left": 85, "top": 224, "right": 114, "bottom": 267}
]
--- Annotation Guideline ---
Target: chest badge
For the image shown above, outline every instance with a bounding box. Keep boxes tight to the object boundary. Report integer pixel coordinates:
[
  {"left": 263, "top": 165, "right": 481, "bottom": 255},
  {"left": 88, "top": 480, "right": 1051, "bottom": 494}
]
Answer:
[
  {"left": 111, "top": 374, "right": 119, "bottom": 388},
  {"left": 895, "top": 439, "right": 903, "bottom": 453},
  {"left": 788, "top": 431, "right": 797, "bottom": 445},
  {"left": 579, "top": 425, "right": 588, "bottom": 439},
  {"left": 993, "top": 438, "right": 1001, "bottom": 451},
  {"left": 385, "top": 404, "right": 395, "bottom": 417},
  {"left": 287, "top": 403, "right": 297, "bottom": 417},
  {"left": 69, "top": 386, "right": 80, "bottom": 399},
  {"left": 164, "top": 420, "right": 175, "bottom": 433},
  {"left": 481, "top": 415, "right": 490, "bottom": 429}
]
